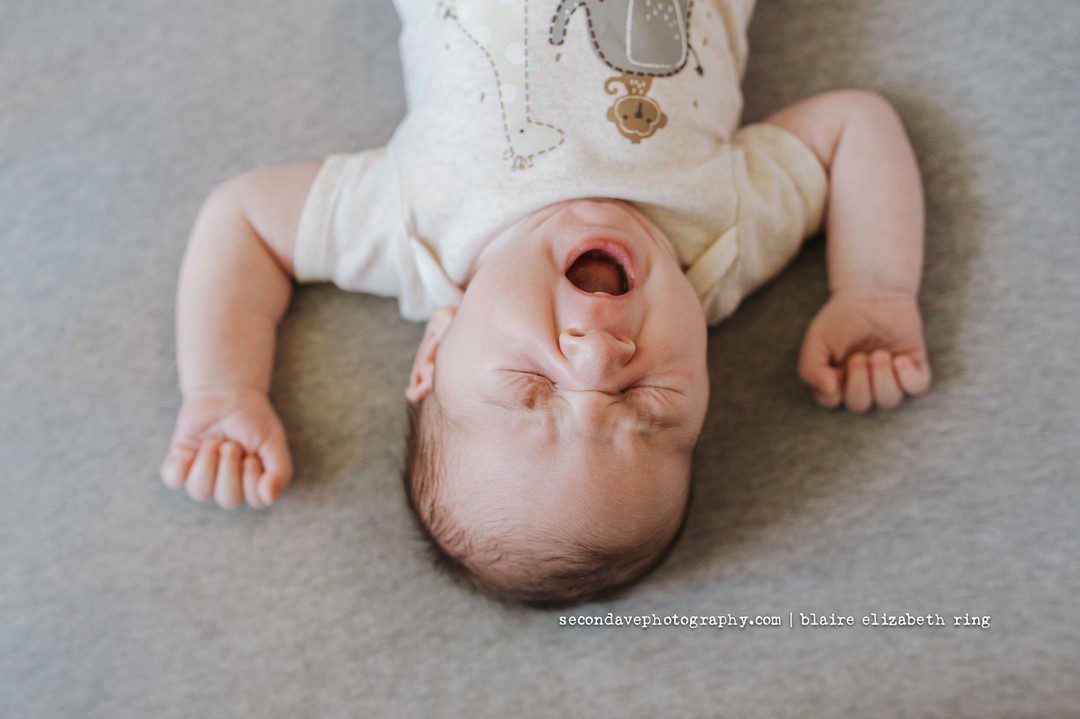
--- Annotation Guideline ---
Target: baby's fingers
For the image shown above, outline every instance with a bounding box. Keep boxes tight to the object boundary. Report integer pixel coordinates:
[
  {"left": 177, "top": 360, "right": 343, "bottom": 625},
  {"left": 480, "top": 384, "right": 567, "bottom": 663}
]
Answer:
[
  {"left": 804, "top": 365, "right": 843, "bottom": 409},
  {"left": 895, "top": 355, "right": 932, "bottom": 396},
  {"left": 185, "top": 437, "right": 221, "bottom": 501},
  {"left": 843, "top": 353, "right": 872, "bottom": 414},
  {"left": 257, "top": 437, "right": 293, "bottom": 506},
  {"left": 870, "top": 350, "right": 903, "bottom": 409},
  {"left": 213, "top": 441, "right": 244, "bottom": 509},
  {"left": 160, "top": 446, "right": 196, "bottom": 490},
  {"left": 242, "top": 455, "right": 266, "bottom": 509},
  {"left": 798, "top": 343, "right": 842, "bottom": 409}
]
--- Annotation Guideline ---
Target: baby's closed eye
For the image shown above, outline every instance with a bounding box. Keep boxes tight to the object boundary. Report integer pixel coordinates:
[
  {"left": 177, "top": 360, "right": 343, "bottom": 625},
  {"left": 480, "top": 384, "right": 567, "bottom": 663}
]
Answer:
[
  {"left": 505, "top": 371, "right": 683, "bottom": 427},
  {"left": 508, "top": 371, "right": 555, "bottom": 409}
]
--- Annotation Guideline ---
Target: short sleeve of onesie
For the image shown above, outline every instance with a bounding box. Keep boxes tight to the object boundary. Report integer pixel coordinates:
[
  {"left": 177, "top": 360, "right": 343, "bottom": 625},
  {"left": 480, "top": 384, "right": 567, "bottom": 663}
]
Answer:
[
  {"left": 294, "top": 147, "right": 460, "bottom": 321},
  {"left": 687, "top": 122, "right": 829, "bottom": 325}
]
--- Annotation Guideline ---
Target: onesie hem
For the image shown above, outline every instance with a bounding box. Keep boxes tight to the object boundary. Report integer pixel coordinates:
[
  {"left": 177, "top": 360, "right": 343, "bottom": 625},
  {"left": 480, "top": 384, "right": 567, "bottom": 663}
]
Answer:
[{"left": 294, "top": 154, "right": 353, "bottom": 283}]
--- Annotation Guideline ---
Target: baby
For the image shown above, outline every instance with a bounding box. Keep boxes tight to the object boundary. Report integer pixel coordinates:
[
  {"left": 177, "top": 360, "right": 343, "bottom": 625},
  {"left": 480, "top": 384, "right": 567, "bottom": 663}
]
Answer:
[{"left": 160, "top": 0, "right": 931, "bottom": 605}]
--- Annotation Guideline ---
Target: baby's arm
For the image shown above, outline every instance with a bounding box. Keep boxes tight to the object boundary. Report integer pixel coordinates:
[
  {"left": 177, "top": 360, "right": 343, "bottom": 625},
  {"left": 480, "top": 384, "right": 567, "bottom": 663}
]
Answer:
[
  {"left": 763, "top": 90, "right": 931, "bottom": 412},
  {"left": 161, "top": 163, "right": 320, "bottom": 508}
]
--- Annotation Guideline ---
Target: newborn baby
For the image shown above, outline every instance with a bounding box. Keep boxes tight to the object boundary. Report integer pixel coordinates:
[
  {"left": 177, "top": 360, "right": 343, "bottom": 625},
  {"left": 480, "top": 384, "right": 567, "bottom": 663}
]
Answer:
[{"left": 161, "top": 0, "right": 932, "bottom": 605}]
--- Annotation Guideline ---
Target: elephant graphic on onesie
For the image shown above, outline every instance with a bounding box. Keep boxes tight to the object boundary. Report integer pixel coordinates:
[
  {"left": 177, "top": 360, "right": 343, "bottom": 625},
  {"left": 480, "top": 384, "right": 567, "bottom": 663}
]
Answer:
[
  {"left": 550, "top": 0, "right": 693, "bottom": 76},
  {"left": 443, "top": 0, "right": 695, "bottom": 166}
]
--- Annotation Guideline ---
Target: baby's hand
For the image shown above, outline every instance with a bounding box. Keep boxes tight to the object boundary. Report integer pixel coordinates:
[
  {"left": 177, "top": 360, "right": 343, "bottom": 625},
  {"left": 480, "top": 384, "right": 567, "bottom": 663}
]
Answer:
[
  {"left": 160, "top": 386, "right": 293, "bottom": 509},
  {"left": 798, "top": 291, "right": 932, "bottom": 413}
]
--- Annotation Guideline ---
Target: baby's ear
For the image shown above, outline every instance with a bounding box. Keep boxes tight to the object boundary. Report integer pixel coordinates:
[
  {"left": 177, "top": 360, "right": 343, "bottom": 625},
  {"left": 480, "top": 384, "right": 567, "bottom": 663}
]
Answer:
[{"left": 405, "top": 306, "right": 456, "bottom": 405}]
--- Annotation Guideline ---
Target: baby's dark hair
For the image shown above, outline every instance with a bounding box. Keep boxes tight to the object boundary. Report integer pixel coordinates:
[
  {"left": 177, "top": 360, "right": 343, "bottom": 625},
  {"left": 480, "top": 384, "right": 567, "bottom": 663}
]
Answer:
[{"left": 401, "top": 394, "right": 692, "bottom": 608}]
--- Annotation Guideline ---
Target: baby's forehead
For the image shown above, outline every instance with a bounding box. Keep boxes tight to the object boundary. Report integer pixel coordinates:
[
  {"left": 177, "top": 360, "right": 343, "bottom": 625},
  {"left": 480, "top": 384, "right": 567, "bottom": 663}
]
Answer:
[
  {"left": 440, "top": 419, "right": 688, "bottom": 509},
  {"left": 438, "top": 448, "right": 691, "bottom": 559},
  {"left": 442, "top": 395, "right": 670, "bottom": 461}
]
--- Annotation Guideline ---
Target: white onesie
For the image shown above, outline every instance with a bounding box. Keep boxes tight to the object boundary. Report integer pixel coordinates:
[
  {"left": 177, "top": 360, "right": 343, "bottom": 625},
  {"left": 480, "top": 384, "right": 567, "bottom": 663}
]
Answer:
[{"left": 295, "top": 0, "right": 828, "bottom": 325}]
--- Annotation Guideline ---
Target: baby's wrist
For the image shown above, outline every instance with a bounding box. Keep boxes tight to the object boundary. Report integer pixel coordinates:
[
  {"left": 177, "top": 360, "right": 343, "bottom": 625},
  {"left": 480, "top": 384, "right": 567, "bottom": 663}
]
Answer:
[
  {"left": 181, "top": 381, "right": 268, "bottom": 402},
  {"left": 828, "top": 284, "right": 919, "bottom": 303}
]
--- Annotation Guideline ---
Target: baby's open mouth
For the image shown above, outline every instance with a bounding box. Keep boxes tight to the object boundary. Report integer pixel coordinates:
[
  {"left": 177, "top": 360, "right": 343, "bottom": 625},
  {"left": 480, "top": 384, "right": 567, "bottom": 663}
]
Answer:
[{"left": 565, "top": 249, "right": 630, "bottom": 295}]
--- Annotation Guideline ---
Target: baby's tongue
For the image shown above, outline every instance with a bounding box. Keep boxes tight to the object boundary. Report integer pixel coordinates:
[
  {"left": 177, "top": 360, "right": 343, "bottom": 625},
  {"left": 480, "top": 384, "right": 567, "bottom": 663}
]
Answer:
[{"left": 566, "top": 251, "right": 625, "bottom": 295}]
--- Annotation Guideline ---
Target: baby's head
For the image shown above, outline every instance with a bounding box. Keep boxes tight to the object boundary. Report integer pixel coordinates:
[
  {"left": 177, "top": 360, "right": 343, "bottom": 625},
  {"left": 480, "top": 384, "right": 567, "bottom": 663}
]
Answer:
[{"left": 403, "top": 199, "right": 710, "bottom": 606}]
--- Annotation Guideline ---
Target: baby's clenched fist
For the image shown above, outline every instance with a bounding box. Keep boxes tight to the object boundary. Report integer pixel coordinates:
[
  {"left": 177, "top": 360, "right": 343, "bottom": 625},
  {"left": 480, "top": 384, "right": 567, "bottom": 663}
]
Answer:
[
  {"left": 798, "top": 291, "right": 932, "bottom": 413},
  {"left": 160, "top": 387, "right": 292, "bottom": 509}
]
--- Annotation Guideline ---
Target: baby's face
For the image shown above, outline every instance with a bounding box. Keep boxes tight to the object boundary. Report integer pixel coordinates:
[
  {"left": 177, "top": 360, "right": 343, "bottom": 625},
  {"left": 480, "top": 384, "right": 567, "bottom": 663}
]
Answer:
[{"left": 408, "top": 199, "right": 709, "bottom": 560}]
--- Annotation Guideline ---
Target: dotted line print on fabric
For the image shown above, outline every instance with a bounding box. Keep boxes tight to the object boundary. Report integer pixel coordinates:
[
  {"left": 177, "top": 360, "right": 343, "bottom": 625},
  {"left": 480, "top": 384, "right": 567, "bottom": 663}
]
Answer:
[
  {"left": 440, "top": 0, "right": 565, "bottom": 170},
  {"left": 549, "top": 0, "right": 705, "bottom": 144}
]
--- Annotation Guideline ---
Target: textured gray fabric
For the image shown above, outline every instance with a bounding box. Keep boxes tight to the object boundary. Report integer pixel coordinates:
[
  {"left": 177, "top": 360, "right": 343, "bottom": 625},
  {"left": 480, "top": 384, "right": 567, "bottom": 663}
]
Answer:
[{"left": 2, "top": 1, "right": 1079, "bottom": 716}]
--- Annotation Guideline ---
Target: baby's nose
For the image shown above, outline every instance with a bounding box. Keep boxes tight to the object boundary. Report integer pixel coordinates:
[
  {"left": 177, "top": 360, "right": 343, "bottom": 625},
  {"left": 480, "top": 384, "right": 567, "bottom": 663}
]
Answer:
[{"left": 558, "top": 329, "right": 636, "bottom": 385}]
